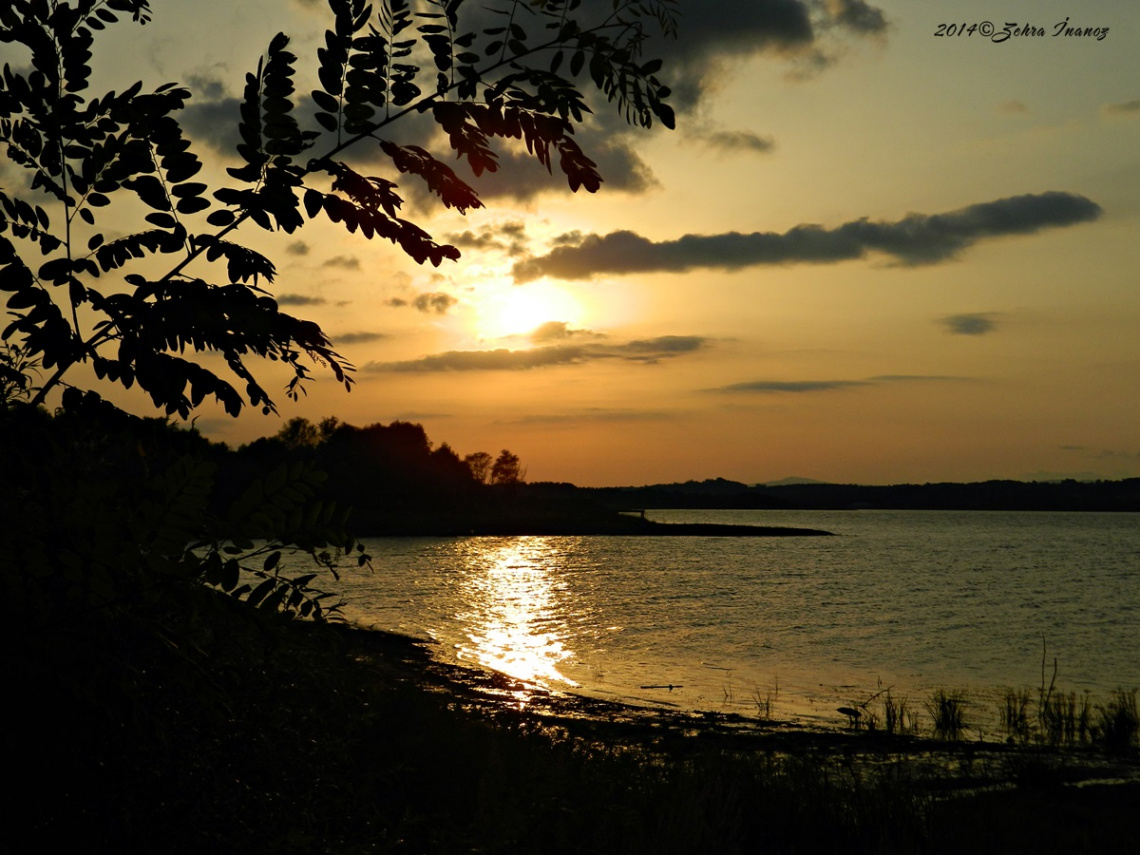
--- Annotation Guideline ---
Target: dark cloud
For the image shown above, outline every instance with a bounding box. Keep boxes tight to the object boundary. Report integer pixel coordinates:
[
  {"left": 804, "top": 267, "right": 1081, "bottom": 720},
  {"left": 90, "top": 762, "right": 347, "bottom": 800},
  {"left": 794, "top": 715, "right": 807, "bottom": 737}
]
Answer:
[
  {"left": 715, "top": 379, "right": 868, "bottom": 393},
  {"left": 286, "top": 241, "right": 310, "bottom": 256},
  {"left": 450, "top": 133, "right": 658, "bottom": 202},
  {"left": 940, "top": 313, "right": 998, "bottom": 335},
  {"left": 180, "top": 96, "right": 243, "bottom": 153},
  {"left": 412, "top": 292, "right": 458, "bottom": 314},
  {"left": 365, "top": 335, "right": 709, "bottom": 372},
  {"left": 513, "top": 192, "right": 1102, "bottom": 282},
  {"left": 333, "top": 331, "right": 388, "bottom": 344},
  {"left": 867, "top": 374, "right": 966, "bottom": 383},
  {"left": 1102, "top": 100, "right": 1140, "bottom": 117},
  {"left": 276, "top": 293, "right": 327, "bottom": 306},
  {"left": 321, "top": 255, "right": 360, "bottom": 270},
  {"left": 691, "top": 129, "right": 776, "bottom": 154},
  {"left": 828, "top": 0, "right": 889, "bottom": 36},
  {"left": 178, "top": 1, "right": 887, "bottom": 208},
  {"left": 552, "top": 230, "right": 584, "bottom": 246},
  {"left": 184, "top": 72, "right": 227, "bottom": 102},
  {"left": 446, "top": 221, "right": 529, "bottom": 256},
  {"left": 386, "top": 297, "right": 408, "bottom": 308},
  {"left": 652, "top": 0, "right": 888, "bottom": 109},
  {"left": 509, "top": 408, "right": 673, "bottom": 425},
  {"left": 710, "top": 374, "right": 966, "bottom": 393},
  {"left": 999, "top": 100, "right": 1029, "bottom": 114},
  {"left": 526, "top": 321, "right": 605, "bottom": 343},
  {"left": 1061, "top": 445, "right": 1140, "bottom": 461}
]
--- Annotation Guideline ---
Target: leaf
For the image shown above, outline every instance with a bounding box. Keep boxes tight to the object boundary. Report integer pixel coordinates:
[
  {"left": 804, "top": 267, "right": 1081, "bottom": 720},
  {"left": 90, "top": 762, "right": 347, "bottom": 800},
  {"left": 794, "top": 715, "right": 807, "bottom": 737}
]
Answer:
[
  {"left": 206, "top": 209, "right": 236, "bottom": 227},
  {"left": 145, "top": 212, "right": 177, "bottom": 228},
  {"left": 124, "top": 175, "right": 170, "bottom": 210},
  {"left": 311, "top": 89, "right": 339, "bottom": 113},
  {"left": 175, "top": 196, "right": 210, "bottom": 215},
  {"left": 246, "top": 577, "right": 276, "bottom": 607}
]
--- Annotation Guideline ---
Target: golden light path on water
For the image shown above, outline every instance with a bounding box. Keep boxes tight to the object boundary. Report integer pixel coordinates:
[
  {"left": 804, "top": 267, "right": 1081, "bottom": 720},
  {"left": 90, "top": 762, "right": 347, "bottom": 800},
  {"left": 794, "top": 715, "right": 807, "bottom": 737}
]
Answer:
[{"left": 452, "top": 538, "right": 581, "bottom": 697}]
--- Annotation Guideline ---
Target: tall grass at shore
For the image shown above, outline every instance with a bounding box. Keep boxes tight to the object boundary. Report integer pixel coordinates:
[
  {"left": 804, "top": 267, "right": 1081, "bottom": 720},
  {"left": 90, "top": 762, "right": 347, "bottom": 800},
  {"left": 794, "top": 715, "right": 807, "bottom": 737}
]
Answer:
[
  {"left": 14, "top": 608, "right": 1139, "bottom": 854},
  {"left": 831, "top": 682, "right": 1138, "bottom": 750},
  {"left": 926, "top": 689, "right": 969, "bottom": 741}
]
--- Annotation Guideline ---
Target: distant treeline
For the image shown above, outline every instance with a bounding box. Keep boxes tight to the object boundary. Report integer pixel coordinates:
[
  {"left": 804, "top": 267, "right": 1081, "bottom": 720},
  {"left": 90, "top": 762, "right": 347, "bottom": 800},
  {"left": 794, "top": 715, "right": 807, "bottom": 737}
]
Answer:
[
  {"left": 234, "top": 420, "right": 1139, "bottom": 517},
  {"left": 575, "top": 477, "right": 1140, "bottom": 513},
  {"left": 13, "top": 405, "right": 1134, "bottom": 538}
]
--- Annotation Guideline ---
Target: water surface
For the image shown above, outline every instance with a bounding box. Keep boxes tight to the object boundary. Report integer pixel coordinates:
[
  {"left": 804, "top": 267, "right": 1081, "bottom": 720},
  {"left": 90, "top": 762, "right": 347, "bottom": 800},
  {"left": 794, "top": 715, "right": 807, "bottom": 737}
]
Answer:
[{"left": 336, "top": 510, "right": 1139, "bottom": 726}]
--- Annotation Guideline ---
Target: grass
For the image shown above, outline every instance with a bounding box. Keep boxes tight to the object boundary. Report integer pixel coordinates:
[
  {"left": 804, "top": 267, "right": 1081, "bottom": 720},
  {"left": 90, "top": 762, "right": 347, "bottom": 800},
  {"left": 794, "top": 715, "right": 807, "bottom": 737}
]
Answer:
[
  {"left": 926, "top": 689, "right": 969, "bottom": 741},
  {"left": 883, "top": 689, "right": 917, "bottom": 736},
  {"left": 1097, "top": 689, "right": 1140, "bottom": 751},
  {"left": 752, "top": 680, "right": 779, "bottom": 720},
  {"left": 1001, "top": 687, "right": 1033, "bottom": 742}
]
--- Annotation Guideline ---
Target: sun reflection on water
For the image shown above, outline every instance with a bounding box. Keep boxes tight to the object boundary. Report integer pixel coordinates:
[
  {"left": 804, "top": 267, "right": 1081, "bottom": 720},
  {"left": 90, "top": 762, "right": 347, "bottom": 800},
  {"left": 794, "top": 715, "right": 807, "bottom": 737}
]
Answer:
[{"left": 453, "top": 538, "right": 579, "bottom": 694}]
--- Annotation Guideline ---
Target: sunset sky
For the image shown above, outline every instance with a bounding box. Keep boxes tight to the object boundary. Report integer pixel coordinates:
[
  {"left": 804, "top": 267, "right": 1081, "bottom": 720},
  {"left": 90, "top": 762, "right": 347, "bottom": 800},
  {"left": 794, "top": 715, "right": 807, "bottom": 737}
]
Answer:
[{"left": 14, "top": 0, "right": 1140, "bottom": 485}]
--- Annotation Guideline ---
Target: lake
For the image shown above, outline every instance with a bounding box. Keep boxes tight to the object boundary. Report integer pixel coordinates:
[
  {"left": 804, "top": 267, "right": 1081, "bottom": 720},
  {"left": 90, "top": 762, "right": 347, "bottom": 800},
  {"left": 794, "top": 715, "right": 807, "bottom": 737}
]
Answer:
[{"left": 335, "top": 510, "right": 1139, "bottom": 730}]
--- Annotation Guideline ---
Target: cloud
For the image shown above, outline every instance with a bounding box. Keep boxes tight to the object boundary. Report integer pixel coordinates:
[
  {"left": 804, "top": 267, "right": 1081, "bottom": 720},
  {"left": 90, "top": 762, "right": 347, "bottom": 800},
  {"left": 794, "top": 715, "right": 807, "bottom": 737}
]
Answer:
[
  {"left": 393, "top": 1, "right": 887, "bottom": 201},
  {"left": 333, "top": 331, "right": 388, "bottom": 344},
  {"left": 867, "top": 374, "right": 965, "bottom": 383},
  {"left": 654, "top": 0, "right": 889, "bottom": 109},
  {"left": 446, "top": 133, "right": 658, "bottom": 202},
  {"left": 181, "top": 96, "right": 242, "bottom": 153},
  {"left": 710, "top": 374, "right": 965, "bottom": 393},
  {"left": 411, "top": 292, "right": 458, "bottom": 314},
  {"left": 828, "top": 0, "right": 890, "bottom": 35},
  {"left": 365, "top": 335, "right": 709, "bottom": 372},
  {"left": 940, "top": 313, "right": 998, "bottom": 335},
  {"left": 714, "top": 379, "right": 869, "bottom": 393},
  {"left": 1061, "top": 445, "right": 1140, "bottom": 461},
  {"left": 1101, "top": 100, "right": 1140, "bottom": 117},
  {"left": 321, "top": 255, "right": 360, "bottom": 270},
  {"left": 690, "top": 129, "right": 776, "bottom": 154},
  {"left": 512, "top": 192, "right": 1103, "bottom": 282},
  {"left": 446, "top": 221, "right": 529, "bottom": 256},
  {"left": 286, "top": 241, "right": 310, "bottom": 256},
  {"left": 276, "top": 293, "right": 327, "bottom": 306},
  {"left": 552, "top": 230, "right": 583, "bottom": 246},
  {"left": 999, "top": 100, "right": 1029, "bottom": 114},
  {"left": 184, "top": 71, "right": 228, "bottom": 102},
  {"left": 508, "top": 408, "right": 674, "bottom": 425},
  {"left": 176, "top": 2, "right": 890, "bottom": 212},
  {"left": 526, "top": 321, "right": 605, "bottom": 343}
]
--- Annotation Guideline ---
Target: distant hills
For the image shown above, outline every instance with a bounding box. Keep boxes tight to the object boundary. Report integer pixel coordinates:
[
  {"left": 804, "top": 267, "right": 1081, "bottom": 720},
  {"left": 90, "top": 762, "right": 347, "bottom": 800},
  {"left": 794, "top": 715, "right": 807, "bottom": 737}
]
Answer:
[
  {"left": 760, "top": 477, "right": 829, "bottom": 487},
  {"left": 565, "top": 477, "right": 1140, "bottom": 513}
]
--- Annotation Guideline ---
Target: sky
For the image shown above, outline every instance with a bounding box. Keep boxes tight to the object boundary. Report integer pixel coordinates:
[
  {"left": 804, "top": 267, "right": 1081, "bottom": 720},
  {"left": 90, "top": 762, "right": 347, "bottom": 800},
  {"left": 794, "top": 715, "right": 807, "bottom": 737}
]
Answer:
[{"left": 7, "top": 0, "right": 1140, "bottom": 485}]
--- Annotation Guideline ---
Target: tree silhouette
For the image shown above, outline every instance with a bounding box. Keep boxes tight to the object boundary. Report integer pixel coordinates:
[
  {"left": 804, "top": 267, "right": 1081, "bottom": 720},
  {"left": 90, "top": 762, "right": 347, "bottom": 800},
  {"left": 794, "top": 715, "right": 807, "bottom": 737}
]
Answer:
[
  {"left": 1, "top": 0, "right": 677, "bottom": 419},
  {"left": 464, "top": 449, "right": 494, "bottom": 483},
  {"left": 490, "top": 448, "right": 523, "bottom": 484}
]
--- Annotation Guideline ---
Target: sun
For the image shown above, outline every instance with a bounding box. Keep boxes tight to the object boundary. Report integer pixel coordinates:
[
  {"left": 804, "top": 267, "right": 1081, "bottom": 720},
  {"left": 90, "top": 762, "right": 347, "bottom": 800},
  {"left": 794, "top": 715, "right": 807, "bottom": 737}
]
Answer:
[{"left": 482, "top": 281, "right": 585, "bottom": 339}]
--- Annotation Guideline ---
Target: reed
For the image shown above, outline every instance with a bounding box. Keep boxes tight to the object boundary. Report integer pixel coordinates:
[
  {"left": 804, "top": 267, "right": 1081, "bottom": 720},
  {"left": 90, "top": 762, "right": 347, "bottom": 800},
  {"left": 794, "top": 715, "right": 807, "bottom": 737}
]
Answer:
[
  {"left": 1038, "top": 690, "right": 1093, "bottom": 745},
  {"left": 1000, "top": 688, "right": 1033, "bottom": 743},
  {"left": 1095, "top": 688, "right": 1139, "bottom": 750},
  {"left": 883, "top": 690, "right": 916, "bottom": 736},
  {"left": 926, "top": 689, "right": 968, "bottom": 741},
  {"left": 752, "top": 680, "right": 778, "bottom": 721}
]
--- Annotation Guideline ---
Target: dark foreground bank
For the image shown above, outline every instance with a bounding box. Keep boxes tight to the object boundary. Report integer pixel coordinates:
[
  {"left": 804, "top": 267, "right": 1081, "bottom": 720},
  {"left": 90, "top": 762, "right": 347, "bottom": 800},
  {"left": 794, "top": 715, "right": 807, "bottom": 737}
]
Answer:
[{"left": 13, "top": 613, "right": 1137, "bottom": 854}]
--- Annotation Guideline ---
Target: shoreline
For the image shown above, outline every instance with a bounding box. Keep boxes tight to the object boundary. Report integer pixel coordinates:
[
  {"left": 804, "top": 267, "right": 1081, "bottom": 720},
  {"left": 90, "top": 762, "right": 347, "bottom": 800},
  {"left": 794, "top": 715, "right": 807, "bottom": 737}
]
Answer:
[
  {"left": 329, "top": 623, "right": 1140, "bottom": 792},
  {"left": 360, "top": 519, "right": 835, "bottom": 537}
]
